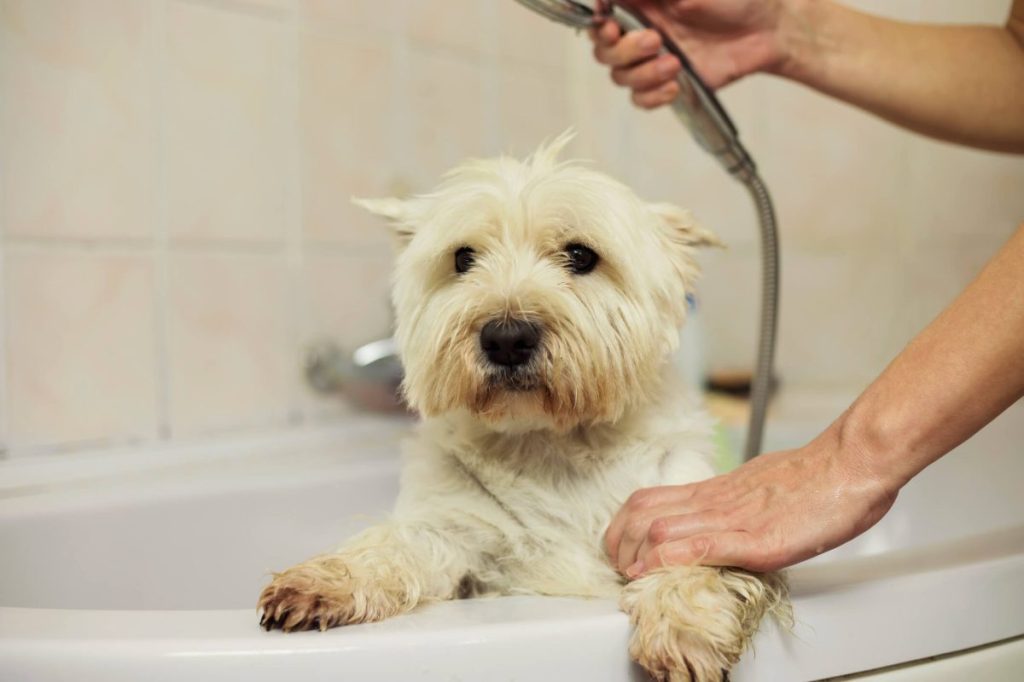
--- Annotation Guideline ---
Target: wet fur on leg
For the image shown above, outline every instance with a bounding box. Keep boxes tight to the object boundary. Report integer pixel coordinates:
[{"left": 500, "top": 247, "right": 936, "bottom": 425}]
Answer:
[{"left": 621, "top": 567, "right": 790, "bottom": 681}]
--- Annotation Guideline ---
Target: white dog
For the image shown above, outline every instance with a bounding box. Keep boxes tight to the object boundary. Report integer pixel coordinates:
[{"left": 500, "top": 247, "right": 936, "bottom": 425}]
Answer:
[{"left": 258, "top": 132, "right": 788, "bottom": 681}]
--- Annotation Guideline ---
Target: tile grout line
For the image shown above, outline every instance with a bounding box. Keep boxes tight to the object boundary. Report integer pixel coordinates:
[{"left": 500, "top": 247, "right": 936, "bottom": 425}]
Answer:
[
  {"left": 171, "top": 0, "right": 287, "bottom": 22},
  {"left": 284, "top": 0, "right": 305, "bottom": 426},
  {"left": 0, "top": 12, "right": 7, "bottom": 454},
  {"left": 152, "top": 0, "right": 173, "bottom": 442},
  {"left": 391, "top": 0, "right": 416, "bottom": 194},
  {"left": 480, "top": 1, "right": 502, "bottom": 155}
]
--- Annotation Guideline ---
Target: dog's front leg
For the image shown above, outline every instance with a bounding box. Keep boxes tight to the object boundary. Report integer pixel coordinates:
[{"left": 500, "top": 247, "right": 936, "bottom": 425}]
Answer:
[
  {"left": 259, "top": 517, "right": 483, "bottom": 632},
  {"left": 620, "top": 566, "right": 790, "bottom": 681}
]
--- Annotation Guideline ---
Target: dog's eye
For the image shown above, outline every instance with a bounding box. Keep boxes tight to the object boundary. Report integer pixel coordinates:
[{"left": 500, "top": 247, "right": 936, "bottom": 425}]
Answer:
[
  {"left": 454, "top": 247, "right": 476, "bottom": 274},
  {"left": 565, "top": 243, "right": 599, "bottom": 275}
]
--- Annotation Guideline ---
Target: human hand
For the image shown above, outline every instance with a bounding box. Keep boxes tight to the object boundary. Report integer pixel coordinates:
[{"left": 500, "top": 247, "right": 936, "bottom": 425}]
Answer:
[
  {"left": 604, "top": 424, "right": 900, "bottom": 574},
  {"left": 588, "top": 0, "right": 798, "bottom": 108}
]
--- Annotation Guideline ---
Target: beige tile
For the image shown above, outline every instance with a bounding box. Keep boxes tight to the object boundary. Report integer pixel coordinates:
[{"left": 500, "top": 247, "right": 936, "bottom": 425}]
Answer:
[
  {"left": 239, "top": 0, "right": 294, "bottom": 12},
  {"left": 760, "top": 79, "right": 914, "bottom": 256},
  {"left": 702, "top": 244, "right": 908, "bottom": 391},
  {"left": 298, "top": 31, "right": 397, "bottom": 247},
  {"left": 402, "top": 0, "right": 484, "bottom": 54},
  {"left": 496, "top": 0, "right": 567, "bottom": 67},
  {"left": 696, "top": 247, "right": 761, "bottom": 375},
  {"left": 300, "top": 250, "right": 394, "bottom": 349},
  {"left": 407, "top": 47, "right": 487, "bottom": 187},
  {"left": 761, "top": 76, "right": 913, "bottom": 256},
  {"left": 498, "top": 64, "right": 571, "bottom": 157},
  {"left": 298, "top": 250, "right": 395, "bottom": 416},
  {"left": 0, "top": 0, "right": 153, "bottom": 239},
  {"left": 166, "top": 252, "right": 290, "bottom": 435},
  {"left": 775, "top": 247, "right": 906, "bottom": 389},
  {"left": 567, "top": 51, "right": 633, "bottom": 178},
  {"left": 165, "top": 1, "right": 288, "bottom": 243},
  {"left": 904, "top": 139, "right": 1024, "bottom": 251},
  {"left": 5, "top": 248, "right": 159, "bottom": 449},
  {"left": 0, "top": 245, "right": 6, "bottom": 453},
  {"left": 910, "top": 0, "right": 1006, "bottom": 22},
  {"left": 297, "top": 0, "right": 395, "bottom": 34},
  {"left": 845, "top": 0, "right": 922, "bottom": 21}
]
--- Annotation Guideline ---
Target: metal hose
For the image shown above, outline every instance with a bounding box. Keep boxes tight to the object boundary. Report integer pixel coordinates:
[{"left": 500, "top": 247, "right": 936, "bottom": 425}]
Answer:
[{"left": 737, "top": 170, "right": 780, "bottom": 460}]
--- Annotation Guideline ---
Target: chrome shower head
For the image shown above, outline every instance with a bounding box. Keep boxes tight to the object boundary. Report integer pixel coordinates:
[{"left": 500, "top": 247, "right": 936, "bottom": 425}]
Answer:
[{"left": 514, "top": 0, "right": 756, "bottom": 179}]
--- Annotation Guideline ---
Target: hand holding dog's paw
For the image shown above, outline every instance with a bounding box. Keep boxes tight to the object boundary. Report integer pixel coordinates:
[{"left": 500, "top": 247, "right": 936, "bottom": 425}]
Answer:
[{"left": 621, "top": 566, "right": 789, "bottom": 681}]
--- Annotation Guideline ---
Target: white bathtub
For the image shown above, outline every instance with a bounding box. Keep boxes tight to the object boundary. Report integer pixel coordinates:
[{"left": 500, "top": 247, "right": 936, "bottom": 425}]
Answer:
[{"left": 1, "top": 403, "right": 1022, "bottom": 681}]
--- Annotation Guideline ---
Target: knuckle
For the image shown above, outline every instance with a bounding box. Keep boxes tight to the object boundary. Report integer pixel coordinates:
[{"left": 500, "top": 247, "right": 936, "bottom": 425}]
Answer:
[
  {"left": 610, "top": 68, "right": 627, "bottom": 86},
  {"left": 626, "top": 489, "right": 650, "bottom": 511},
  {"left": 625, "top": 517, "right": 649, "bottom": 541},
  {"left": 647, "top": 518, "right": 671, "bottom": 545},
  {"left": 690, "top": 535, "right": 715, "bottom": 558}
]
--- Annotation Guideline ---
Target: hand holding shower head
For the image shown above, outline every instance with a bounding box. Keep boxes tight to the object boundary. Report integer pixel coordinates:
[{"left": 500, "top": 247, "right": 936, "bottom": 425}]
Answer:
[
  {"left": 515, "top": 0, "right": 756, "bottom": 178},
  {"left": 513, "top": 0, "right": 780, "bottom": 460}
]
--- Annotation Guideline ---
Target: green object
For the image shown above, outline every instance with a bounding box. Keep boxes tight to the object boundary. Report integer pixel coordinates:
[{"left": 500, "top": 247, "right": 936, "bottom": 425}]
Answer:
[{"left": 713, "top": 424, "right": 742, "bottom": 473}]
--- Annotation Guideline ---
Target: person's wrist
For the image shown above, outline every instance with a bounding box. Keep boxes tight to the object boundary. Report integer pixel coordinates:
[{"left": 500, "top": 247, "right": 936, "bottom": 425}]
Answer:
[
  {"left": 771, "top": 0, "right": 832, "bottom": 85},
  {"left": 832, "top": 399, "right": 914, "bottom": 496}
]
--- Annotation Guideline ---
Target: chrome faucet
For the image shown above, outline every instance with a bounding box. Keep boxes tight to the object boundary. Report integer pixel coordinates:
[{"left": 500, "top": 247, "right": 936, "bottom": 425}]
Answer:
[{"left": 304, "top": 338, "right": 407, "bottom": 413}]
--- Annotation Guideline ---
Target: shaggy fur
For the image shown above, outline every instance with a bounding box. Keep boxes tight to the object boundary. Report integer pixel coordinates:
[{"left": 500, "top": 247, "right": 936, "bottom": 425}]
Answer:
[{"left": 258, "top": 132, "right": 789, "bottom": 680}]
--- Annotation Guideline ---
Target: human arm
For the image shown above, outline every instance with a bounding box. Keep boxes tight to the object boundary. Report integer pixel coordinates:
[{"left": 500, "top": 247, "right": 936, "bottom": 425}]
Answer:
[
  {"left": 590, "top": 0, "right": 1024, "bottom": 152},
  {"left": 605, "top": 223, "right": 1024, "bottom": 574}
]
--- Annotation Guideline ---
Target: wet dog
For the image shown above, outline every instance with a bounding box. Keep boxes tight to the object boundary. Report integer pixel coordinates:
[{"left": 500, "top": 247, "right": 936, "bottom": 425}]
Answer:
[{"left": 258, "top": 132, "right": 788, "bottom": 681}]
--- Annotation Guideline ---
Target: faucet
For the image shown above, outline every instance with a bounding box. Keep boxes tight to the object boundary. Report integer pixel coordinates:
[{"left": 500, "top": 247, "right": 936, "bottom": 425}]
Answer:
[{"left": 304, "top": 338, "right": 408, "bottom": 414}]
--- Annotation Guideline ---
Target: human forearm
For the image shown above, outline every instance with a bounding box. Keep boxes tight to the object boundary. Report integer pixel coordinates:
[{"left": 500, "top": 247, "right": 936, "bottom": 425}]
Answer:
[
  {"left": 605, "top": 225, "right": 1024, "bottom": 574},
  {"left": 838, "top": 225, "right": 1024, "bottom": 492},
  {"left": 779, "top": 0, "right": 1024, "bottom": 152}
]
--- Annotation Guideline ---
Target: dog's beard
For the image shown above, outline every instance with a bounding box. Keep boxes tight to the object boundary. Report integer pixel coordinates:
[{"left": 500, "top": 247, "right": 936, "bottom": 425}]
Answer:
[
  {"left": 486, "top": 366, "right": 540, "bottom": 392},
  {"left": 472, "top": 365, "right": 544, "bottom": 412}
]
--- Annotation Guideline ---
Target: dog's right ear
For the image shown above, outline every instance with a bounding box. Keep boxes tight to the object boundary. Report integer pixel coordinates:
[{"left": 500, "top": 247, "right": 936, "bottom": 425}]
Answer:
[{"left": 352, "top": 197, "right": 417, "bottom": 246}]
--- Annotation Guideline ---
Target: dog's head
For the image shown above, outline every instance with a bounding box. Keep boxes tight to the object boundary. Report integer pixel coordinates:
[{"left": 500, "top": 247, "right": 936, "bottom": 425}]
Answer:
[{"left": 356, "top": 132, "right": 720, "bottom": 432}]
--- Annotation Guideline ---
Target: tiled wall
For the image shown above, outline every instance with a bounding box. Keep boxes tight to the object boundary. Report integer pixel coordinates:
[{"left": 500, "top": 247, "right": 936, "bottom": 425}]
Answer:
[{"left": 1, "top": 0, "right": 1021, "bottom": 458}]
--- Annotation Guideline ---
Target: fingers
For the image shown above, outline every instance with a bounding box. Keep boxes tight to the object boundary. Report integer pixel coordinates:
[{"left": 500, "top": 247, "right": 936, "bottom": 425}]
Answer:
[
  {"left": 639, "top": 532, "right": 762, "bottom": 572},
  {"left": 589, "top": 25, "right": 680, "bottom": 109},
  {"left": 587, "top": 19, "right": 621, "bottom": 50},
  {"left": 604, "top": 484, "right": 699, "bottom": 564},
  {"left": 613, "top": 512, "right": 658, "bottom": 575},
  {"left": 632, "top": 80, "right": 681, "bottom": 109},
  {"left": 612, "top": 54, "right": 681, "bottom": 92},
  {"left": 629, "top": 512, "right": 723, "bottom": 574},
  {"left": 591, "top": 27, "right": 662, "bottom": 68}
]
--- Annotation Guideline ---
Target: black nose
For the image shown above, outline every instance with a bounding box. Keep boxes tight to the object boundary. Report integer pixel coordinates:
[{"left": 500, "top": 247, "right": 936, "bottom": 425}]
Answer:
[{"left": 480, "top": 319, "right": 540, "bottom": 367}]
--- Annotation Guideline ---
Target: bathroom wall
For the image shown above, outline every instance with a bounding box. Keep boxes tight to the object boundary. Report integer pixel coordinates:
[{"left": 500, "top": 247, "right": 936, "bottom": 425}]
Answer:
[{"left": 1, "top": 0, "right": 1021, "bottom": 458}]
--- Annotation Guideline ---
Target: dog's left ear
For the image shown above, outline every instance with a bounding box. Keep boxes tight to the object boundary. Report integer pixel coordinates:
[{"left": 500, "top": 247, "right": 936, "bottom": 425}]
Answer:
[
  {"left": 648, "top": 203, "right": 724, "bottom": 249},
  {"left": 352, "top": 196, "right": 417, "bottom": 246}
]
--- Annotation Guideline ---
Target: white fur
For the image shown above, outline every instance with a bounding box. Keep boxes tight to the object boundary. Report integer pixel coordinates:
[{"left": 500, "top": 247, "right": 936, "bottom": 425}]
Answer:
[{"left": 259, "top": 133, "right": 788, "bottom": 680}]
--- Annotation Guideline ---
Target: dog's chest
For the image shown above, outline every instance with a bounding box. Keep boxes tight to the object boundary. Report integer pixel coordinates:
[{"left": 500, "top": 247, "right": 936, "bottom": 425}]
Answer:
[{"left": 472, "top": 438, "right": 712, "bottom": 550}]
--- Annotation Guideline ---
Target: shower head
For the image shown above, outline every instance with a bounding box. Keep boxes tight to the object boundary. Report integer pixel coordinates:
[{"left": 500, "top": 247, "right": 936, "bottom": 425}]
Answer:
[{"left": 514, "top": 0, "right": 756, "bottom": 179}]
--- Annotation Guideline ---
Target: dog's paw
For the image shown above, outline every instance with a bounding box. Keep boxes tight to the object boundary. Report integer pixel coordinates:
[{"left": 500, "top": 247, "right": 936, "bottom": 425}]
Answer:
[
  {"left": 259, "top": 580, "right": 346, "bottom": 632},
  {"left": 620, "top": 566, "right": 785, "bottom": 681},
  {"left": 625, "top": 614, "right": 729, "bottom": 682},
  {"left": 258, "top": 555, "right": 407, "bottom": 632}
]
